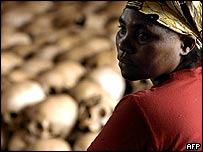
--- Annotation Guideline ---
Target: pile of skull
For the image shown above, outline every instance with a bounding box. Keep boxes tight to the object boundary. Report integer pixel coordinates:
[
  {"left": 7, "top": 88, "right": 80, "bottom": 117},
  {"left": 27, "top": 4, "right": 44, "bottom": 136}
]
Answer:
[{"left": 1, "top": 1, "right": 153, "bottom": 151}]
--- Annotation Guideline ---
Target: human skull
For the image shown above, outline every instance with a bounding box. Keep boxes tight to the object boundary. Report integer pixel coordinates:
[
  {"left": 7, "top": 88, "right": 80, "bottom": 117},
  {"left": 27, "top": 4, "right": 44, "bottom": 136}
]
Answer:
[
  {"left": 34, "top": 28, "right": 69, "bottom": 46},
  {"left": 23, "top": 13, "right": 54, "bottom": 38},
  {"left": 1, "top": 80, "right": 46, "bottom": 126},
  {"left": 83, "top": 36, "right": 113, "bottom": 53},
  {"left": 56, "top": 36, "right": 112, "bottom": 63},
  {"left": 70, "top": 78, "right": 107, "bottom": 103},
  {"left": 33, "top": 44, "right": 63, "bottom": 61},
  {"left": 55, "top": 45, "right": 90, "bottom": 63},
  {"left": 54, "top": 61, "right": 86, "bottom": 89},
  {"left": 78, "top": 93, "right": 117, "bottom": 132},
  {"left": 22, "top": 94, "right": 78, "bottom": 139},
  {"left": 8, "top": 69, "right": 34, "bottom": 83},
  {"left": 1, "top": 51, "right": 23, "bottom": 75},
  {"left": 53, "top": 2, "right": 85, "bottom": 29},
  {"left": 23, "top": 1, "right": 54, "bottom": 15},
  {"left": 73, "top": 131, "right": 99, "bottom": 151},
  {"left": 86, "top": 66, "right": 126, "bottom": 101},
  {"left": 105, "top": 1, "right": 126, "bottom": 17},
  {"left": 56, "top": 33, "right": 82, "bottom": 52},
  {"left": 82, "top": 1, "right": 108, "bottom": 14},
  {"left": 18, "top": 57, "right": 54, "bottom": 77},
  {"left": 1, "top": 75, "right": 12, "bottom": 94},
  {"left": 35, "top": 69, "right": 65, "bottom": 94},
  {"left": 1, "top": 31, "right": 31, "bottom": 50},
  {"left": 1, "top": 25, "right": 15, "bottom": 35},
  {"left": 84, "top": 11, "right": 109, "bottom": 32},
  {"left": 8, "top": 129, "right": 37, "bottom": 151},
  {"left": 26, "top": 138, "right": 72, "bottom": 151},
  {"left": 36, "top": 60, "right": 86, "bottom": 94},
  {"left": 2, "top": 6, "right": 34, "bottom": 28},
  {"left": 13, "top": 44, "right": 39, "bottom": 58},
  {"left": 105, "top": 18, "right": 119, "bottom": 41},
  {"left": 85, "top": 48, "right": 120, "bottom": 73}
]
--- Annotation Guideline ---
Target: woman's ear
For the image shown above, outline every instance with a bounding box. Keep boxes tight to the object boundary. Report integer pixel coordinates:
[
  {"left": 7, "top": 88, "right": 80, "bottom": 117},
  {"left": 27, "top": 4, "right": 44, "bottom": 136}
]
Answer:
[{"left": 180, "top": 34, "right": 196, "bottom": 56}]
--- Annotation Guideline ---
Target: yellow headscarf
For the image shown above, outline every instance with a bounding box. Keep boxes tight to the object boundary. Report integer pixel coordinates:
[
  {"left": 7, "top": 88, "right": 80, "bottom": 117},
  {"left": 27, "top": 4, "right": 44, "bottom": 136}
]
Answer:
[{"left": 126, "top": 1, "right": 202, "bottom": 49}]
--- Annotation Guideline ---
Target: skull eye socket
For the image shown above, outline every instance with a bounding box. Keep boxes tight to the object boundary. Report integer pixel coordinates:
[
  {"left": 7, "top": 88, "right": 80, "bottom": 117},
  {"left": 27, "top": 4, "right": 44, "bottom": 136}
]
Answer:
[
  {"left": 36, "top": 122, "right": 43, "bottom": 130},
  {"left": 49, "top": 87, "right": 56, "bottom": 94},
  {"left": 99, "top": 108, "right": 106, "bottom": 117},
  {"left": 10, "top": 112, "right": 18, "bottom": 119}
]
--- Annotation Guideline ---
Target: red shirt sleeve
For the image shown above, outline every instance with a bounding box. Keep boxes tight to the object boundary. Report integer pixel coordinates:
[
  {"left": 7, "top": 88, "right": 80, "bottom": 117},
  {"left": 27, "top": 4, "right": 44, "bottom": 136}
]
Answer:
[
  {"left": 87, "top": 95, "right": 156, "bottom": 151},
  {"left": 87, "top": 67, "right": 202, "bottom": 151}
]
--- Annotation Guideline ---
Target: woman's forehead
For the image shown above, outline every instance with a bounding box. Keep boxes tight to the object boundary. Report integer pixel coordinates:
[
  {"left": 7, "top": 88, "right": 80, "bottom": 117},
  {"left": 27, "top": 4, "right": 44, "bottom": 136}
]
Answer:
[
  {"left": 120, "top": 8, "right": 152, "bottom": 25},
  {"left": 119, "top": 8, "right": 176, "bottom": 36}
]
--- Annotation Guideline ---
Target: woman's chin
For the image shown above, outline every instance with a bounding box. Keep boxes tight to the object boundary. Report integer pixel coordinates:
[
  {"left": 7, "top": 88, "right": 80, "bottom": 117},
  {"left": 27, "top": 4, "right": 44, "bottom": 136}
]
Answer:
[
  {"left": 121, "top": 71, "right": 138, "bottom": 81},
  {"left": 120, "top": 69, "right": 150, "bottom": 81}
]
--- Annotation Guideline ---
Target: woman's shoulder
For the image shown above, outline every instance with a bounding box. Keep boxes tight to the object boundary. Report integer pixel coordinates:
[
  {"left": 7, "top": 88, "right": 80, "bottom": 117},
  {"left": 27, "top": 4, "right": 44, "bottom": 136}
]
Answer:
[{"left": 114, "top": 89, "right": 151, "bottom": 110}]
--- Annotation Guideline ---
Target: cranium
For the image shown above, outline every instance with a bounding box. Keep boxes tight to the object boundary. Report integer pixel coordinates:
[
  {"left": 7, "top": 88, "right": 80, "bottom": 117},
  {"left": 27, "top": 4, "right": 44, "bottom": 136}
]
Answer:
[
  {"left": 33, "top": 44, "right": 63, "bottom": 61},
  {"left": 105, "top": 18, "right": 119, "bottom": 41},
  {"left": 55, "top": 45, "right": 91, "bottom": 63},
  {"left": 85, "top": 48, "right": 120, "bottom": 73},
  {"left": 78, "top": 93, "right": 117, "bottom": 132},
  {"left": 22, "top": 94, "right": 78, "bottom": 139},
  {"left": 18, "top": 57, "right": 54, "bottom": 77},
  {"left": 82, "top": 35, "right": 113, "bottom": 53},
  {"left": 2, "top": 6, "right": 34, "bottom": 28},
  {"left": 1, "top": 51, "right": 23, "bottom": 75},
  {"left": 86, "top": 66, "right": 126, "bottom": 101},
  {"left": 35, "top": 69, "right": 65, "bottom": 94},
  {"left": 1, "top": 31, "right": 31, "bottom": 50},
  {"left": 8, "top": 129, "right": 37, "bottom": 151},
  {"left": 13, "top": 44, "right": 39, "bottom": 58},
  {"left": 33, "top": 28, "right": 69, "bottom": 46},
  {"left": 53, "top": 3, "right": 85, "bottom": 29},
  {"left": 82, "top": 1, "right": 108, "bottom": 14},
  {"left": 70, "top": 78, "right": 107, "bottom": 103},
  {"left": 56, "top": 35, "right": 112, "bottom": 63},
  {"left": 1, "top": 80, "right": 46, "bottom": 127},
  {"left": 1, "top": 2, "right": 19, "bottom": 14},
  {"left": 23, "top": 1, "right": 54, "bottom": 15},
  {"left": 8, "top": 69, "right": 34, "bottom": 83},
  {"left": 105, "top": 1, "right": 126, "bottom": 17},
  {"left": 26, "top": 138, "right": 72, "bottom": 151},
  {"left": 36, "top": 60, "right": 86, "bottom": 94},
  {"left": 1, "top": 25, "right": 15, "bottom": 35},
  {"left": 1, "top": 75, "right": 12, "bottom": 94},
  {"left": 84, "top": 13, "right": 108, "bottom": 32},
  {"left": 56, "top": 34, "right": 83, "bottom": 55},
  {"left": 73, "top": 131, "right": 99, "bottom": 151},
  {"left": 23, "top": 13, "right": 54, "bottom": 38}
]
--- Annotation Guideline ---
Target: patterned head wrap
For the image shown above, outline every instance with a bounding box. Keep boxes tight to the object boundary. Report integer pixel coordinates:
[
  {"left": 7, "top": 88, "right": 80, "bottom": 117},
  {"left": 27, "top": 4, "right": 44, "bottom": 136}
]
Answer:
[{"left": 126, "top": 1, "right": 202, "bottom": 49}]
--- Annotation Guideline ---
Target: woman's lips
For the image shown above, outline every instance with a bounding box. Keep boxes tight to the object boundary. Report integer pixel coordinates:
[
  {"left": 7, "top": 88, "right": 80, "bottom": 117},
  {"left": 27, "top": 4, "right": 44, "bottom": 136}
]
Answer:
[
  {"left": 118, "top": 61, "right": 126, "bottom": 68},
  {"left": 118, "top": 58, "right": 133, "bottom": 66},
  {"left": 117, "top": 50, "right": 135, "bottom": 66}
]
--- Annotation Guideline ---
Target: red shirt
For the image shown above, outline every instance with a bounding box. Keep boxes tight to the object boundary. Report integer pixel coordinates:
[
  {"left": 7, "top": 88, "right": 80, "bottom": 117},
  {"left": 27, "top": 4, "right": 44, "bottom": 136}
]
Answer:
[{"left": 87, "top": 67, "right": 202, "bottom": 151}]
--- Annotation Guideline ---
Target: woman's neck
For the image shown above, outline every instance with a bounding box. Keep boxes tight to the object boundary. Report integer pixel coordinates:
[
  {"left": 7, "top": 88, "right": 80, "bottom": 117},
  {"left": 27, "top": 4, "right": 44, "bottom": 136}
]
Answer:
[
  {"left": 151, "top": 73, "right": 170, "bottom": 86},
  {"left": 151, "top": 57, "right": 200, "bottom": 86}
]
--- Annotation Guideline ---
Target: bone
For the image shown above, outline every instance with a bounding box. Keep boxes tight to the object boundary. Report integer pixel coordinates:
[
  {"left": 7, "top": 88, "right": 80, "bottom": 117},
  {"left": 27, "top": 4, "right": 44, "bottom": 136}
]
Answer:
[{"left": 1, "top": 2, "right": 153, "bottom": 151}]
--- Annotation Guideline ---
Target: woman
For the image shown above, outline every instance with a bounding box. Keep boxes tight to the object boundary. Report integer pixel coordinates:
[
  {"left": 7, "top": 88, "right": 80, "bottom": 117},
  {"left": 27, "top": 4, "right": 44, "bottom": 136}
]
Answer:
[{"left": 87, "top": 1, "right": 202, "bottom": 151}]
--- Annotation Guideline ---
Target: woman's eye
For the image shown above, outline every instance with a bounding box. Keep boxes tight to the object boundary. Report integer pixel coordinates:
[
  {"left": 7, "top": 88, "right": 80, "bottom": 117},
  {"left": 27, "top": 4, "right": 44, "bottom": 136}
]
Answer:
[
  {"left": 118, "top": 25, "right": 126, "bottom": 36},
  {"left": 137, "top": 32, "right": 150, "bottom": 42}
]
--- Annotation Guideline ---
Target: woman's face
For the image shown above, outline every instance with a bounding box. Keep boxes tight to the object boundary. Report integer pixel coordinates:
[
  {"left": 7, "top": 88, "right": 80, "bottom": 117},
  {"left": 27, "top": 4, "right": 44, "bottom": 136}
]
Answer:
[{"left": 116, "top": 8, "right": 183, "bottom": 81}]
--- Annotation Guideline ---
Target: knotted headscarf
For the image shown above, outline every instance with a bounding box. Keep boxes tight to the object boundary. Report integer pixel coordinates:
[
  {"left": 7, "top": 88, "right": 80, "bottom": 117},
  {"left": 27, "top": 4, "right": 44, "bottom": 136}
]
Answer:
[{"left": 126, "top": 1, "right": 202, "bottom": 49}]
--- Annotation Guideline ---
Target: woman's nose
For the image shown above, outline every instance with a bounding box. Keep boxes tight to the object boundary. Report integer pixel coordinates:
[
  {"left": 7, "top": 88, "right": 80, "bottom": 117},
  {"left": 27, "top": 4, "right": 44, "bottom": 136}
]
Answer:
[{"left": 118, "top": 34, "right": 133, "bottom": 54}]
